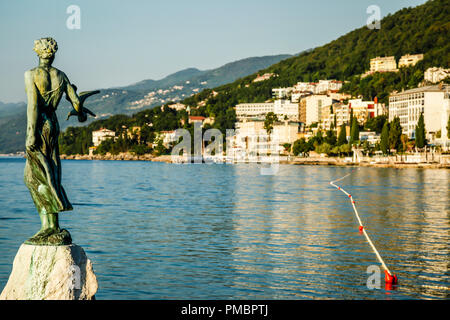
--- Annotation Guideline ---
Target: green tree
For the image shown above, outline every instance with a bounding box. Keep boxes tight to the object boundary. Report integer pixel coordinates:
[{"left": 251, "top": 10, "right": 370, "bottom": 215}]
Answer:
[
  {"left": 415, "top": 113, "right": 426, "bottom": 148},
  {"left": 325, "top": 129, "right": 337, "bottom": 146},
  {"left": 154, "top": 140, "right": 168, "bottom": 156},
  {"left": 362, "top": 140, "right": 372, "bottom": 154},
  {"left": 292, "top": 138, "right": 311, "bottom": 157},
  {"left": 400, "top": 134, "right": 409, "bottom": 153},
  {"left": 130, "top": 144, "right": 152, "bottom": 155},
  {"left": 365, "top": 115, "right": 387, "bottom": 134},
  {"left": 350, "top": 117, "right": 360, "bottom": 145},
  {"left": 316, "top": 143, "right": 332, "bottom": 155},
  {"left": 339, "top": 144, "right": 352, "bottom": 156},
  {"left": 282, "top": 143, "right": 292, "bottom": 153},
  {"left": 264, "top": 112, "right": 278, "bottom": 137},
  {"left": 389, "top": 117, "right": 403, "bottom": 152},
  {"left": 337, "top": 124, "right": 347, "bottom": 146},
  {"left": 380, "top": 121, "right": 390, "bottom": 155},
  {"left": 447, "top": 115, "right": 450, "bottom": 139}
]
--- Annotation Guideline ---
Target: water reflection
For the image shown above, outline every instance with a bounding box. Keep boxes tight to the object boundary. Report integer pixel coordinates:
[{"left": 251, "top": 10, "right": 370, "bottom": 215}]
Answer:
[{"left": 0, "top": 158, "right": 448, "bottom": 299}]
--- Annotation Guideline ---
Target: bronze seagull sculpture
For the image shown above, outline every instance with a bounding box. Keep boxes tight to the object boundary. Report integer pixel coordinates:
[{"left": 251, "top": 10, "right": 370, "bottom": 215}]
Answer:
[{"left": 65, "top": 85, "right": 99, "bottom": 122}]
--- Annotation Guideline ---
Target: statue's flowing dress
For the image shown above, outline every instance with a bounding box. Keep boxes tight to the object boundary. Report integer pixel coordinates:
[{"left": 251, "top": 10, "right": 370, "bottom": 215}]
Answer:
[{"left": 24, "top": 71, "right": 72, "bottom": 215}]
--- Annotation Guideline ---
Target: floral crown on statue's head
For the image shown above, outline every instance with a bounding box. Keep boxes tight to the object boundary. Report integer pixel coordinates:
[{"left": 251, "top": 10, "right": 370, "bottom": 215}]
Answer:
[{"left": 33, "top": 37, "right": 58, "bottom": 59}]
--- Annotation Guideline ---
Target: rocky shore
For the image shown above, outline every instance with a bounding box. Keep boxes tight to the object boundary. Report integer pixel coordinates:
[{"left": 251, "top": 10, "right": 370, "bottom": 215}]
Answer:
[{"left": 60, "top": 153, "right": 173, "bottom": 163}]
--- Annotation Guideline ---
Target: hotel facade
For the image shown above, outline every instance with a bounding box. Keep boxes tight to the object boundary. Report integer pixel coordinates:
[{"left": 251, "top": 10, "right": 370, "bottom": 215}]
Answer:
[{"left": 388, "top": 84, "right": 450, "bottom": 141}]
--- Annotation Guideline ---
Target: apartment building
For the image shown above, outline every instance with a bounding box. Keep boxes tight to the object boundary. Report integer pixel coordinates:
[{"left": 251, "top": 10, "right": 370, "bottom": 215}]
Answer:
[
  {"left": 274, "top": 99, "right": 300, "bottom": 121},
  {"left": 320, "top": 99, "right": 384, "bottom": 131},
  {"left": 301, "top": 95, "right": 333, "bottom": 125},
  {"left": 440, "top": 93, "right": 450, "bottom": 150},
  {"left": 293, "top": 80, "right": 342, "bottom": 95},
  {"left": 370, "top": 56, "right": 398, "bottom": 73},
  {"left": 389, "top": 84, "right": 450, "bottom": 140},
  {"left": 424, "top": 67, "right": 450, "bottom": 83},
  {"left": 321, "top": 103, "right": 350, "bottom": 130},
  {"left": 398, "top": 54, "right": 424, "bottom": 68},
  {"left": 92, "top": 128, "right": 116, "bottom": 147},
  {"left": 235, "top": 103, "right": 274, "bottom": 120},
  {"left": 233, "top": 120, "right": 300, "bottom": 155}
]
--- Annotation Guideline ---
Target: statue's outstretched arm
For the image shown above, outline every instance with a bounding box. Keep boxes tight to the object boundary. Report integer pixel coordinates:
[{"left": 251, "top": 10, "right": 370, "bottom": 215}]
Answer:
[
  {"left": 24, "top": 71, "right": 38, "bottom": 150},
  {"left": 64, "top": 74, "right": 81, "bottom": 113}
]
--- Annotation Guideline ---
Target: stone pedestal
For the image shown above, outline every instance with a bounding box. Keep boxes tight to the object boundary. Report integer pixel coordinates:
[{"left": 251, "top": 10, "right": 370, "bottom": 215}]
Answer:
[{"left": 0, "top": 244, "right": 98, "bottom": 300}]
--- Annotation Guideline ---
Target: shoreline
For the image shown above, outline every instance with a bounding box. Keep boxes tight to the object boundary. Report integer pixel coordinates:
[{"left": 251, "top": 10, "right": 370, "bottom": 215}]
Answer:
[{"left": 59, "top": 153, "right": 450, "bottom": 169}]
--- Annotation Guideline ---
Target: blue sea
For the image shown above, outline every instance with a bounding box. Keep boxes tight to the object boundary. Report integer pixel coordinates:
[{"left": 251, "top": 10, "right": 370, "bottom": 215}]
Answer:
[{"left": 0, "top": 157, "right": 448, "bottom": 299}]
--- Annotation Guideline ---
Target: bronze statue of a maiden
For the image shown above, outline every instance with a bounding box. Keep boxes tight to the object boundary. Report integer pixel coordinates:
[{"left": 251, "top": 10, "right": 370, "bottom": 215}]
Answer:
[{"left": 24, "top": 37, "right": 97, "bottom": 245}]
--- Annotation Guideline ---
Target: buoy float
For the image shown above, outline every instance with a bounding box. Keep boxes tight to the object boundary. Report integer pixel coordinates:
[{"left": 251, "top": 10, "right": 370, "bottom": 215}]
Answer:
[
  {"left": 330, "top": 169, "right": 398, "bottom": 287},
  {"left": 384, "top": 270, "right": 398, "bottom": 284}
]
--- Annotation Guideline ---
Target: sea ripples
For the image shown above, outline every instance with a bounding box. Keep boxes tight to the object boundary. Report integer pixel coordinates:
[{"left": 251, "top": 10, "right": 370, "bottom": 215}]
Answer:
[{"left": 0, "top": 158, "right": 448, "bottom": 299}]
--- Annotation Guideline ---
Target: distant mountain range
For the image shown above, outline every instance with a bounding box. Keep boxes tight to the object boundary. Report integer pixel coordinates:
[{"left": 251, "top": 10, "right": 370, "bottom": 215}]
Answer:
[
  {"left": 124, "top": 55, "right": 293, "bottom": 92},
  {"left": 0, "top": 101, "right": 26, "bottom": 154},
  {"left": 0, "top": 54, "right": 291, "bottom": 153}
]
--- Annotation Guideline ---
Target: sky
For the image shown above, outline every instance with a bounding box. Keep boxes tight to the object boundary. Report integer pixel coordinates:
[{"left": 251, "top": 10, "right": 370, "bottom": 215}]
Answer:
[{"left": 0, "top": 0, "right": 428, "bottom": 103}]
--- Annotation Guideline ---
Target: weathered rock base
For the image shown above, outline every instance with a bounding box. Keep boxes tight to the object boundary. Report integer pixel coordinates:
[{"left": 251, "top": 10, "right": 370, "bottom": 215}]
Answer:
[{"left": 0, "top": 243, "right": 98, "bottom": 300}]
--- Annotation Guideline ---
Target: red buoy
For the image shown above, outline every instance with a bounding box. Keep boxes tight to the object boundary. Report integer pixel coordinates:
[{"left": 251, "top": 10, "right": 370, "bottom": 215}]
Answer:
[
  {"left": 359, "top": 226, "right": 364, "bottom": 232},
  {"left": 384, "top": 270, "right": 398, "bottom": 284}
]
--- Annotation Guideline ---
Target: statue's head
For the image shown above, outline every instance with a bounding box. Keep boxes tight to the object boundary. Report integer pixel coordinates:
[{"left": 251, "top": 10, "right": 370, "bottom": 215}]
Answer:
[{"left": 33, "top": 37, "right": 58, "bottom": 61}]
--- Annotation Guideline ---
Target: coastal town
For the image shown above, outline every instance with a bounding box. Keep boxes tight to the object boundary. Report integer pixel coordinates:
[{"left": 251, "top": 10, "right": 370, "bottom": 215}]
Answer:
[
  {"left": 66, "top": 54, "right": 450, "bottom": 168},
  {"left": 1, "top": 0, "right": 449, "bottom": 304}
]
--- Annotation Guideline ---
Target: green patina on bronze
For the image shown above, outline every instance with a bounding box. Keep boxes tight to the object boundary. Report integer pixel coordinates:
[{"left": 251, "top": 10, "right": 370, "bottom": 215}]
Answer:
[{"left": 23, "top": 37, "right": 98, "bottom": 246}]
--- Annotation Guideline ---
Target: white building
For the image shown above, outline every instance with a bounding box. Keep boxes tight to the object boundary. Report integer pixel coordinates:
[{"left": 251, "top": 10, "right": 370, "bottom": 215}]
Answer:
[
  {"left": 291, "top": 91, "right": 312, "bottom": 103},
  {"left": 92, "top": 128, "right": 115, "bottom": 147},
  {"left": 235, "top": 103, "right": 274, "bottom": 120},
  {"left": 293, "top": 80, "right": 342, "bottom": 95},
  {"left": 294, "top": 82, "right": 316, "bottom": 93},
  {"left": 236, "top": 99, "right": 299, "bottom": 121},
  {"left": 362, "top": 56, "right": 399, "bottom": 78},
  {"left": 424, "top": 67, "right": 450, "bottom": 83},
  {"left": 320, "top": 103, "right": 350, "bottom": 130},
  {"left": 398, "top": 54, "right": 424, "bottom": 68},
  {"left": 334, "top": 103, "right": 351, "bottom": 127},
  {"left": 359, "top": 131, "right": 381, "bottom": 146},
  {"left": 167, "top": 103, "right": 186, "bottom": 111},
  {"left": 155, "top": 130, "right": 177, "bottom": 148},
  {"left": 348, "top": 99, "right": 380, "bottom": 124},
  {"left": 440, "top": 93, "right": 450, "bottom": 150},
  {"left": 328, "top": 92, "right": 352, "bottom": 101},
  {"left": 274, "top": 99, "right": 300, "bottom": 121},
  {"left": 302, "top": 95, "right": 333, "bottom": 126},
  {"left": 272, "top": 87, "right": 293, "bottom": 99},
  {"left": 320, "top": 99, "right": 385, "bottom": 131},
  {"left": 253, "top": 73, "right": 277, "bottom": 83},
  {"left": 389, "top": 84, "right": 450, "bottom": 140},
  {"left": 370, "top": 56, "right": 398, "bottom": 73},
  {"left": 233, "top": 120, "right": 299, "bottom": 156},
  {"left": 315, "top": 80, "right": 343, "bottom": 93}
]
